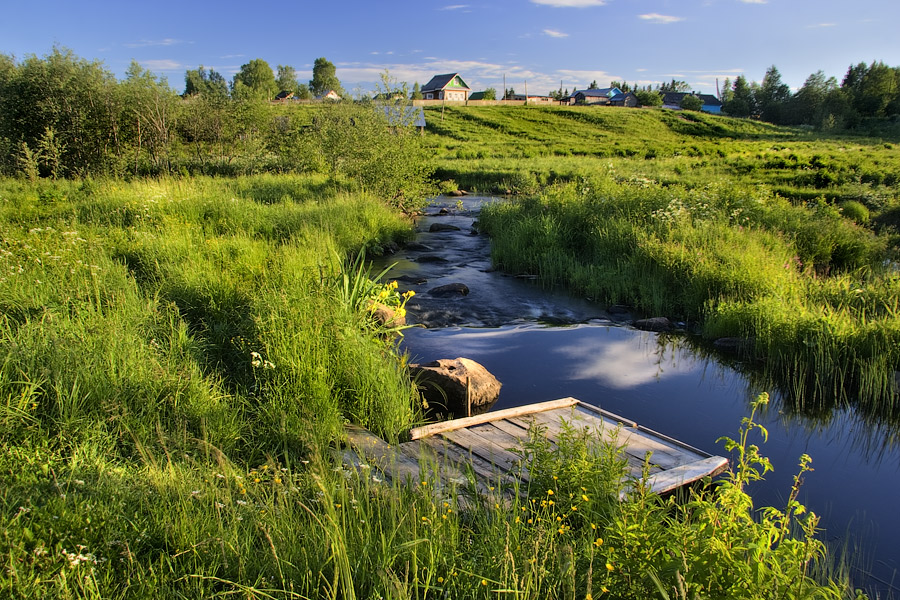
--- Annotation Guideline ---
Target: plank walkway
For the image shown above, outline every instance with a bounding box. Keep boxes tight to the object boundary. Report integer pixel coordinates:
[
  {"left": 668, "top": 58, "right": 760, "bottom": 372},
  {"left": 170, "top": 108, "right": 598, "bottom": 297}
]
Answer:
[{"left": 345, "top": 397, "right": 728, "bottom": 499}]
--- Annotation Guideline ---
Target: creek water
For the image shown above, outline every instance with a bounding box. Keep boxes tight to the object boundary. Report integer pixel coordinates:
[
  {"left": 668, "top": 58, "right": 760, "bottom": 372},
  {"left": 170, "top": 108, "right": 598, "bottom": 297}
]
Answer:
[{"left": 375, "top": 196, "right": 900, "bottom": 595}]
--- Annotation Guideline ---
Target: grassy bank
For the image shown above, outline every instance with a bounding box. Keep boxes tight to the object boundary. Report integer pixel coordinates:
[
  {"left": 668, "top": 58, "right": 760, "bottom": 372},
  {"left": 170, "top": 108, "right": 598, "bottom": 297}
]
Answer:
[
  {"left": 480, "top": 174, "right": 900, "bottom": 418},
  {"left": 0, "top": 176, "right": 860, "bottom": 598}
]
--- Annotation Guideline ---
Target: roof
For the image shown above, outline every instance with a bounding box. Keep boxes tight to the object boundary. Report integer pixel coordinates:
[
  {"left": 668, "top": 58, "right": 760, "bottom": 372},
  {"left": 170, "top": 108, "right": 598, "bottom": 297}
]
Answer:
[
  {"left": 609, "top": 92, "right": 636, "bottom": 103},
  {"left": 275, "top": 90, "right": 294, "bottom": 100},
  {"left": 380, "top": 106, "right": 426, "bottom": 128},
  {"left": 661, "top": 92, "right": 722, "bottom": 107},
  {"left": 421, "top": 73, "right": 471, "bottom": 93},
  {"left": 573, "top": 87, "right": 621, "bottom": 98}
]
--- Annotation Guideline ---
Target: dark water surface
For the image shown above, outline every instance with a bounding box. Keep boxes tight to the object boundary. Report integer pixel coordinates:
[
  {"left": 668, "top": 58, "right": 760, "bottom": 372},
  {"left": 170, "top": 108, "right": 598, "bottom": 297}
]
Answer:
[{"left": 378, "top": 196, "right": 900, "bottom": 594}]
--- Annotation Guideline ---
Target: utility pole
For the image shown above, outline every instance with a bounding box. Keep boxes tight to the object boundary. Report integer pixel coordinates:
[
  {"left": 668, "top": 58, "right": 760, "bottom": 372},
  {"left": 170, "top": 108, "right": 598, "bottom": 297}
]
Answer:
[{"left": 503, "top": 74, "right": 506, "bottom": 101}]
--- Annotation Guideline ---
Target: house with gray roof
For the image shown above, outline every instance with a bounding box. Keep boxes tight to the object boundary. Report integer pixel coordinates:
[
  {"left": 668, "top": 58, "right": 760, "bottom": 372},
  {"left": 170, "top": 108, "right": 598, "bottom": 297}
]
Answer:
[
  {"left": 568, "top": 87, "right": 623, "bottom": 105},
  {"left": 421, "top": 73, "right": 471, "bottom": 102}
]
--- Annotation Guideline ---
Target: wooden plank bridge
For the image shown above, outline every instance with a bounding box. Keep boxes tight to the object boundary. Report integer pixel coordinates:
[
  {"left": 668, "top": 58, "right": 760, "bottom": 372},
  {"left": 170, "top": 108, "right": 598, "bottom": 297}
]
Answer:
[{"left": 345, "top": 397, "right": 728, "bottom": 499}]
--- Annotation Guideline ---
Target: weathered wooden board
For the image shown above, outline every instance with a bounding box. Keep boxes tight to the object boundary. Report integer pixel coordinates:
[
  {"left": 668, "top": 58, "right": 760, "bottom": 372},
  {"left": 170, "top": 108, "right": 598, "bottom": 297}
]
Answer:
[{"left": 344, "top": 398, "right": 728, "bottom": 499}]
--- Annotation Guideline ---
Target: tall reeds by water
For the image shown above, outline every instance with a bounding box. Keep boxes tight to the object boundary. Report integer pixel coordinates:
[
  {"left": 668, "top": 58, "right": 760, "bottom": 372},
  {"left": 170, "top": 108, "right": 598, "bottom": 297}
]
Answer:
[{"left": 480, "top": 175, "right": 900, "bottom": 417}]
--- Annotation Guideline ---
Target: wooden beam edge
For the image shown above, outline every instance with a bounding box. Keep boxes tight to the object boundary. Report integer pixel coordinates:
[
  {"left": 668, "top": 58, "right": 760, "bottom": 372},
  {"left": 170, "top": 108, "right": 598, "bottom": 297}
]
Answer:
[{"left": 409, "top": 397, "right": 579, "bottom": 440}]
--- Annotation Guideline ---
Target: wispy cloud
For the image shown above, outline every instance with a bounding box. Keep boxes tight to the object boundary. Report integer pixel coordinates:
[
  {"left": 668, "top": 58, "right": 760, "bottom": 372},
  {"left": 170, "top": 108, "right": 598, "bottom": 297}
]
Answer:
[
  {"left": 638, "top": 13, "right": 684, "bottom": 24},
  {"left": 532, "top": 0, "right": 607, "bottom": 7},
  {"left": 438, "top": 4, "right": 469, "bottom": 9},
  {"left": 543, "top": 29, "right": 569, "bottom": 38},
  {"left": 124, "top": 38, "right": 186, "bottom": 48},
  {"left": 806, "top": 22, "right": 836, "bottom": 28},
  {"left": 140, "top": 59, "right": 183, "bottom": 71},
  {"left": 220, "top": 54, "right": 245, "bottom": 59},
  {"left": 738, "top": 0, "right": 767, "bottom": 4}
]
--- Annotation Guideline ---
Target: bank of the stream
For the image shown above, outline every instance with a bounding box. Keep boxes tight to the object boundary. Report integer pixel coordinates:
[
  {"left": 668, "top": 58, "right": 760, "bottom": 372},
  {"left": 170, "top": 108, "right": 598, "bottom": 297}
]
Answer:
[{"left": 0, "top": 178, "right": 867, "bottom": 598}]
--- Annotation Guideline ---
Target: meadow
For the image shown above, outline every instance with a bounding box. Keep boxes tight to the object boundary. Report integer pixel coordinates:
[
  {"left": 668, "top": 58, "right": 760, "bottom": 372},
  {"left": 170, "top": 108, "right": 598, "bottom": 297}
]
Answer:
[
  {"left": 415, "top": 105, "right": 900, "bottom": 421},
  {"left": 0, "top": 171, "right": 864, "bottom": 598}
]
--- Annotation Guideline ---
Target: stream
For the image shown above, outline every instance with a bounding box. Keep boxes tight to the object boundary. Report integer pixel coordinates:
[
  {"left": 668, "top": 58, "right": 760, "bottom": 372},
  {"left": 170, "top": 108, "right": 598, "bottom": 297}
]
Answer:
[{"left": 375, "top": 195, "right": 900, "bottom": 595}]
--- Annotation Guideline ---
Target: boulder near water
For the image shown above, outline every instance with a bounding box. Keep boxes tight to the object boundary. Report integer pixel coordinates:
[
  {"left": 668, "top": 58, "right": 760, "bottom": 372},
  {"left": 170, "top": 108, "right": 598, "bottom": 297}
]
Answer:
[
  {"left": 633, "top": 317, "right": 673, "bottom": 332},
  {"left": 410, "top": 358, "right": 502, "bottom": 417}
]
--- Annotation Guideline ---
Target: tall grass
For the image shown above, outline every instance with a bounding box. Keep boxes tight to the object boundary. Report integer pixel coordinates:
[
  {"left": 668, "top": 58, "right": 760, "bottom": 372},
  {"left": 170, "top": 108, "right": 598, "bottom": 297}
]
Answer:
[{"left": 480, "top": 175, "right": 900, "bottom": 417}]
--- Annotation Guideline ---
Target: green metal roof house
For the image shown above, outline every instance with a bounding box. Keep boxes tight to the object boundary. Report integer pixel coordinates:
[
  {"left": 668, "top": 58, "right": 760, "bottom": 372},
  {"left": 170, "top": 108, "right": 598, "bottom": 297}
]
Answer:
[{"left": 421, "top": 73, "right": 471, "bottom": 101}]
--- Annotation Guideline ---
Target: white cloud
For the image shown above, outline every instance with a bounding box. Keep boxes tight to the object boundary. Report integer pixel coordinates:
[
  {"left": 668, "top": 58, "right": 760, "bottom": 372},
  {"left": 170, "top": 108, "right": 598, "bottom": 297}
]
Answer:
[
  {"left": 806, "top": 22, "right": 836, "bottom": 28},
  {"left": 532, "top": 0, "right": 607, "bottom": 7},
  {"left": 438, "top": 4, "right": 469, "bottom": 9},
  {"left": 638, "top": 13, "right": 684, "bottom": 24},
  {"left": 738, "top": 0, "right": 767, "bottom": 3},
  {"left": 140, "top": 59, "right": 183, "bottom": 71},
  {"left": 543, "top": 29, "right": 569, "bottom": 38},
  {"left": 124, "top": 38, "right": 185, "bottom": 48}
]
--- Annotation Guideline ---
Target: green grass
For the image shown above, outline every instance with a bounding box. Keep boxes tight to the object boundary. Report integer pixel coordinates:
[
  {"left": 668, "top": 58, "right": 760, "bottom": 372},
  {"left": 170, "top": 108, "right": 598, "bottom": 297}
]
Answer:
[{"left": 0, "top": 175, "right": 863, "bottom": 598}]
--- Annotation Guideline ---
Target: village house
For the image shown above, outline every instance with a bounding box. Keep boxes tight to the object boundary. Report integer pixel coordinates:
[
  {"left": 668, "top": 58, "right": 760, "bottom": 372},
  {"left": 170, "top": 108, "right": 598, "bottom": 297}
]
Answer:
[
  {"left": 421, "top": 73, "right": 471, "bottom": 101},
  {"left": 609, "top": 91, "right": 639, "bottom": 107},
  {"left": 567, "top": 87, "right": 623, "bottom": 106},
  {"left": 660, "top": 92, "right": 723, "bottom": 114}
]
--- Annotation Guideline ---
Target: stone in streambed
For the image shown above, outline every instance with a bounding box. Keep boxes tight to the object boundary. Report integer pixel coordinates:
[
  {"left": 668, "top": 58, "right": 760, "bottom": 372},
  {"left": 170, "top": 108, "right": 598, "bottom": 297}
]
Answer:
[
  {"left": 410, "top": 358, "right": 501, "bottom": 417},
  {"left": 429, "top": 223, "right": 461, "bottom": 232},
  {"left": 428, "top": 283, "right": 469, "bottom": 297},
  {"left": 633, "top": 317, "right": 673, "bottom": 332}
]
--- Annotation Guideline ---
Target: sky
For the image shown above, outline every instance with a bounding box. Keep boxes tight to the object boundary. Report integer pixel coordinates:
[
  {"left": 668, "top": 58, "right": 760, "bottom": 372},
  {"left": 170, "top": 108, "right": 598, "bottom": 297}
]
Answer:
[{"left": 3, "top": 0, "right": 899, "bottom": 96}]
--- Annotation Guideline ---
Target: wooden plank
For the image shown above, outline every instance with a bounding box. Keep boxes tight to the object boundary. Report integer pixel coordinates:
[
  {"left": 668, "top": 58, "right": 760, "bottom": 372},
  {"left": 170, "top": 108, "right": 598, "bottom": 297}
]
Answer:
[
  {"left": 441, "top": 427, "right": 526, "bottom": 474},
  {"left": 469, "top": 422, "right": 530, "bottom": 454},
  {"left": 574, "top": 402, "right": 637, "bottom": 428},
  {"left": 415, "top": 435, "right": 521, "bottom": 489},
  {"left": 490, "top": 418, "right": 534, "bottom": 444},
  {"left": 511, "top": 410, "right": 674, "bottom": 471},
  {"left": 398, "top": 439, "right": 471, "bottom": 486},
  {"left": 409, "top": 397, "right": 579, "bottom": 440},
  {"left": 345, "top": 425, "right": 424, "bottom": 485},
  {"left": 642, "top": 456, "right": 730, "bottom": 495}
]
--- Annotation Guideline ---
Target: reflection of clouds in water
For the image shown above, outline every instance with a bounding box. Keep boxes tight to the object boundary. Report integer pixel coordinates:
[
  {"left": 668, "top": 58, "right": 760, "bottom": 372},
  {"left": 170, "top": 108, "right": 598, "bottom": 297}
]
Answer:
[
  {"left": 555, "top": 332, "right": 700, "bottom": 389},
  {"left": 403, "top": 326, "right": 528, "bottom": 361}
]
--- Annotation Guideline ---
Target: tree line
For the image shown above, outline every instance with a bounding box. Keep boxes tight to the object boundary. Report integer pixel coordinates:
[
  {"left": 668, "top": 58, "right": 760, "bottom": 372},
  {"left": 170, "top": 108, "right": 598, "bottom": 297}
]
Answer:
[
  {"left": 720, "top": 62, "right": 900, "bottom": 128},
  {"left": 0, "top": 48, "right": 434, "bottom": 207}
]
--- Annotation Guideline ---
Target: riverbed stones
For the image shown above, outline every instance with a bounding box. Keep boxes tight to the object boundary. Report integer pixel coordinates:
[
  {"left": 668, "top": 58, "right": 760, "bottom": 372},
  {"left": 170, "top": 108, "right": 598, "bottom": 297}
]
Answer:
[
  {"left": 410, "top": 358, "right": 502, "bottom": 417},
  {"left": 633, "top": 317, "right": 673, "bottom": 332},
  {"left": 428, "top": 283, "right": 469, "bottom": 297},
  {"left": 429, "top": 223, "right": 461, "bottom": 232},
  {"left": 416, "top": 255, "right": 448, "bottom": 263}
]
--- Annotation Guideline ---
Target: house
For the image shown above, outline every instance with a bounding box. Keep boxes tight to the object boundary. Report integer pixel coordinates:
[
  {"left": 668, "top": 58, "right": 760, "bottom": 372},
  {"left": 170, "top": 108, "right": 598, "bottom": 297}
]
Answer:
[
  {"left": 660, "top": 92, "right": 723, "bottom": 114},
  {"left": 609, "top": 92, "right": 639, "bottom": 107},
  {"left": 275, "top": 90, "right": 295, "bottom": 101},
  {"left": 568, "top": 87, "right": 623, "bottom": 105},
  {"left": 421, "top": 73, "right": 471, "bottom": 101},
  {"left": 509, "top": 94, "right": 556, "bottom": 105},
  {"left": 316, "top": 90, "right": 342, "bottom": 101}
]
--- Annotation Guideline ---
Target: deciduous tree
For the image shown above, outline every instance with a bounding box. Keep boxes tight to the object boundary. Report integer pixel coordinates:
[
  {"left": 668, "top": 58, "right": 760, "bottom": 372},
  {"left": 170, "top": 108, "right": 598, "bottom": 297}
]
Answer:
[{"left": 309, "top": 57, "right": 343, "bottom": 98}]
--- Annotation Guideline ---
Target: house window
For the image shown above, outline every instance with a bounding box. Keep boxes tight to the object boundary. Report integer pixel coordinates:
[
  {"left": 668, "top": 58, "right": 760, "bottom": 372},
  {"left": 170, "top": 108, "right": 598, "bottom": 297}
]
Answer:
[{"left": 426, "top": 93, "right": 433, "bottom": 99}]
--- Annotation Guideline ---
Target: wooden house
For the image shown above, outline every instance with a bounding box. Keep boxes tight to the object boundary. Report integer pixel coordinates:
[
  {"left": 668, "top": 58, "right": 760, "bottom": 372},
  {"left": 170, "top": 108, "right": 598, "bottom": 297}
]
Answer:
[
  {"left": 660, "top": 92, "right": 723, "bottom": 114},
  {"left": 610, "top": 91, "right": 639, "bottom": 107},
  {"left": 421, "top": 73, "right": 471, "bottom": 102},
  {"left": 569, "top": 87, "right": 623, "bottom": 105}
]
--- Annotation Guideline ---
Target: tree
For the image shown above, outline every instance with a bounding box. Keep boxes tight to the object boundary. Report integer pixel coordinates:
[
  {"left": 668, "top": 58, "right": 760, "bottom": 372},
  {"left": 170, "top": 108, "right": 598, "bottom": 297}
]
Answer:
[
  {"left": 232, "top": 58, "right": 276, "bottom": 100},
  {"left": 184, "top": 65, "right": 228, "bottom": 101},
  {"left": 680, "top": 94, "right": 703, "bottom": 111},
  {"left": 276, "top": 64, "right": 299, "bottom": 95},
  {"left": 122, "top": 60, "right": 179, "bottom": 173},
  {"left": 411, "top": 82, "right": 423, "bottom": 100},
  {"left": 611, "top": 81, "right": 632, "bottom": 93},
  {"left": 504, "top": 87, "right": 516, "bottom": 100},
  {"left": 659, "top": 78, "right": 690, "bottom": 93},
  {"left": 483, "top": 88, "right": 497, "bottom": 101},
  {"left": 755, "top": 65, "right": 791, "bottom": 123},
  {"left": 724, "top": 75, "right": 754, "bottom": 118},
  {"left": 719, "top": 77, "right": 733, "bottom": 105},
  {"left": 635, "top": 89, "right": 662, "bottom": 107},
  {"left": 588, "top": 80, "right": 598, "bottom": 90},
  {"left": 309, "top": 57, "right": 343, "bottom": 98}
]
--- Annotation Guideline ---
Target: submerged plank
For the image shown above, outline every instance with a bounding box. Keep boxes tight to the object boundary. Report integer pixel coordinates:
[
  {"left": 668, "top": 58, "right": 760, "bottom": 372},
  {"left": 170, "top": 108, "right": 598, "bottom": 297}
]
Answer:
[{"left": 642, "top": 456, "right": 730, "bottom": 495}]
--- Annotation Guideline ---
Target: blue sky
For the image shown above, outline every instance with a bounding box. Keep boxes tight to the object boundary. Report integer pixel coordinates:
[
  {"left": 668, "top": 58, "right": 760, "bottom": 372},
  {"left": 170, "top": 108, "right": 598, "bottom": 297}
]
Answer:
[{"left": 3, "top": 0, "right": 898, "bottom": 96}]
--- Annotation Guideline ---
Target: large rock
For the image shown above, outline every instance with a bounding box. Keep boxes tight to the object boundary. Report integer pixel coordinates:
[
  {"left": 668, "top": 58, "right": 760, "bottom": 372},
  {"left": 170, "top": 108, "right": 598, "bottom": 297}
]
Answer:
[
  {"left": 429, "top": 283, "right": 469, "bottom": 297},
  {"left": 367, "top": 301, "right": 406, "bottom": 328},
  {"left": 410, "top": 358, "right": 501, "bottom": 417},
  {"left": 633, "top": 317, "right": 673, "bottom": 332},
  {"left": 429, "top": 223, "right": 461, "bottom": 232}
]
